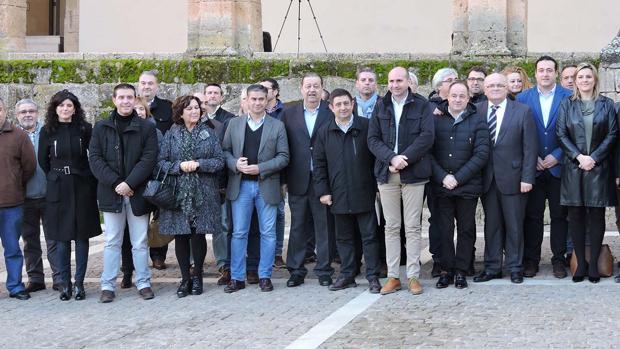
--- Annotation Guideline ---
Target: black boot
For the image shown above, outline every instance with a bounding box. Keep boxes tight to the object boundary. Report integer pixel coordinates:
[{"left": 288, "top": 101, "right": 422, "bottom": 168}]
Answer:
[
  {"left": 191, "top": 275, "right": 203, "bottom": 295},
  {"left": 177, "top": 279, "right": 191, "bottom": 298},
  {"left": 59, "top": 282, "right": 73, "bottom": 301},
  {"left": 74, "top": 282, "right": 86, "bottom": 301}
]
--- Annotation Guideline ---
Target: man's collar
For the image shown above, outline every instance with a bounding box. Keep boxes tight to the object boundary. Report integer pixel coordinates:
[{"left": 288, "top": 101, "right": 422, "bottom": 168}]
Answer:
[
  {"left": 304, "top": 103, "right": 320, "bottom": 113},
  {"left": 391, "top": 94, "right": 406, "bottom": 105},
  {"left": 247, "top": 113, "right": 266, "bottom": 122},
  {"left": 17, "top": 122, "right": 38, "bottom": 134},
  {"left": 207, "top": 105, "right": 221, "bottom": 118},
  {"left": 537, "top": 84, "right": 556, "bottom": 96},
  {"left": 489, "top": 99, "right": 508, "bottom": 109}
]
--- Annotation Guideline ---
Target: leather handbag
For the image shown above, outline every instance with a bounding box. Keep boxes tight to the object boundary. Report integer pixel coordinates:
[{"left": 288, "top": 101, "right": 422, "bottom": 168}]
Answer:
[
  {"left": 570, "top": 244, "right": 615, "bottom": 277},
  {"left": 143, "top": 166, "right": 178, "bottom": 210},
  {"left": 147, "top": 213, "right": 174, "bottom": 248}
]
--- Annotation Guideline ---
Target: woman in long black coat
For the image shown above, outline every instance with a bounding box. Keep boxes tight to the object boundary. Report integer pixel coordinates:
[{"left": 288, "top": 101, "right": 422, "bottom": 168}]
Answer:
[
  {"left": 39, "top": 90, "right": 102, "bottom": 300},
  {"left": 556, "top": 62, "right": 618, "bottom": 283}
]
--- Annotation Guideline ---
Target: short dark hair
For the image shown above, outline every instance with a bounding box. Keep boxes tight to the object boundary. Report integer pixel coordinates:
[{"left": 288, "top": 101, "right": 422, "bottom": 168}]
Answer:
[
  {"left": 301, "top": 72, "right": 323, "bottom": 86},
  {"left": 536, "top": 55, "right": 558, "bottom": 71},
  {"left": 205, "top": 83, "right": 222, "bottom": 93},
  {"left": 356, "top": 67, "right": 376, "bottom": 80},
  {"left": 329, "top": 88, "right": 353, "bottom": 104},
  {"left": 261, "top": 78, "right": 280, "bottom": 98},
  {"left": 467, "top": 66, "right": 487, "bottom": 77},
  {"left": 448, "top": 80, "right": 470, "bottom": 94},
  {"left": 113, "top": 83, "right": 136, "bottom": 97},
  {"left": 171, "top": 95, "right": 203, "bottom": 125},
  {"left": 246, "top": 84, "right": 268, "bottom": 97},
  {"left": 561, "top": 64, "right": 577, "bottom": 74}
]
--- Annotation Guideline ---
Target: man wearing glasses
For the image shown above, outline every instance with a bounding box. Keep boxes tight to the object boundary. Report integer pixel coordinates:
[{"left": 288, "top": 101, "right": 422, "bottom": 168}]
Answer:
[{"left": 467, "top": 67, "right": 488, "bottom": 104}]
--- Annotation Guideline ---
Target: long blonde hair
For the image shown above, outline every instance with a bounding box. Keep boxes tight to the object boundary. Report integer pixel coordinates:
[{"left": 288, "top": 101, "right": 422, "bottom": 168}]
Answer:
[
  {"left": 501, "top": 66, "right": 532, "bottom": 91},
  {"left": 570, "top": 62, "right": 599, "bottom": 101}
]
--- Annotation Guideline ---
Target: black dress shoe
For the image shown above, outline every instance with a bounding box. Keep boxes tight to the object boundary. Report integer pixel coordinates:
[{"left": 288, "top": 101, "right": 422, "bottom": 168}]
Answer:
[
  {"left": 523, "top": 262, "right": 538, "bottom": 278},
  {"left": 435, "top": 273, "right": 454, "bottom": 289},
  {"left": 259, "top": 278, "right": 274, "bottom": 292},
  {"left": 177, "top": 279, "right": 191, "bottom": 298},
  {"left": 572, "top": 275, "right": 585, "bottom": 283},
  {"left": 74, "top": 282, "right": 86, "bottom": 301},
  {"left": 318, "top": 275, "right": 333, "bottom": 286},
  {"left": 224, "top": 280, "right": 246, "bottom": 293},
  {"left": 510, "top": 272, "right": 524, "bottom": 284},
  {"left": 59, "top": 283, "right": 73, "bottom": 301},
  {"left": 121, "top": 272, "right": 133, "bottom": 289},
  {"left": 9, "top": 290, "right": 30, "bottom": 300},
  {"left": 454, "top": 273, "right": 468, "bottom": 289},
  {"left": 473, "top": 271, "right": 502, "bottom": 282},
  {"left": 191, "top": 276, "right": 203, "bottom": 295},
  {"left": 328, "top": 277, "right": 357, "bottom": 291},
  {"left": 368, "top": 278, "right": 381, "bottom": 294},
  {"left": 52, "top": 283, "right": 62, "bottom": 291},
  {"left": 588, "top": 276, "right": 601, "bottom": 284},
  {"left": 287, "top": 275, "right": 304, "bottom": 287},
  {"left": 25, "top": 282, "right": 46, "bottom": 293},
  {"left": 431, "top": 262, "right": 442, "bottom": 278}
]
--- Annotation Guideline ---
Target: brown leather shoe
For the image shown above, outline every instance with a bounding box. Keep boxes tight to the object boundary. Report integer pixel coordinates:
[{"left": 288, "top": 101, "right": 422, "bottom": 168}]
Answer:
[
  {"left": 247, "top": 271, "right": 259, "bottom": 284},
  {"left": 99, "top": 290, "right": 115, "bottom": 303},
  {"left": 408, "top": 277, "right": 423, "bottom": 295},
  {"left": 273, "top": 256, "right": 286, "bottom": 269},
  {"left": 380, "top": 277, "right": 402, "bottom": 295},
  {"left": 224, "top": 280, "right": 246, "bottom": 293},
  {"left": 217, "top": 267, "right": 231, "bottom": 286},
  {"left": 25, "top": 282, "right": 46, "bottom": 293},
  {"left": 138, "top": 287, "right": 155, "bottom": 300},
  {"left": 152, "top": 259, "right": 167, "bottom": 270},
  {"left": 259, "top": 278, "right": 274, "bottom": 292},
  {"left": 552, "top": 262, "right": 567, "bottom": 279}
]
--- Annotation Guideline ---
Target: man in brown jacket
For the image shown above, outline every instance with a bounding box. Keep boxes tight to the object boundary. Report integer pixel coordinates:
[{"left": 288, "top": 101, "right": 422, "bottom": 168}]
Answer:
[{"left": 0, "top": 97, "right": 36, "bottom": 300}]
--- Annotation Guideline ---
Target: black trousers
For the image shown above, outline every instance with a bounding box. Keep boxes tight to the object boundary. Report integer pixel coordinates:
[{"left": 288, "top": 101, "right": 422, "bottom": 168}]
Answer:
[
  {"left": 121, "top": 226, "right": 133, "bottom": 274},
  {"left": 524, "top": 172, "right": 567, "bottom": 265},
  {"left": 437, "top": 196, "right": 478, "bottom": 273},
  {"left": 334, "top": 211, "right": 380, "bottom": 280},
  {"left": 56, "top": 239, "right": 89, "bottom": 285},
  {"left": 22, "top": 198, "right": 61, "bottom": 284},
  {"left": 567, "top": 206, "right": 605, "bottom": 278},
  {"left": 175, "top": 232, "right": 207, "bottom": 281},
  {"left": 481, "top": 180, "right": 527, "bottom": 274},
  {"left": 425, "top": 183, "right": 442, "bottom": 263},
  {"left": 286, "top": 178, "right": 335, "bottom": 278}
]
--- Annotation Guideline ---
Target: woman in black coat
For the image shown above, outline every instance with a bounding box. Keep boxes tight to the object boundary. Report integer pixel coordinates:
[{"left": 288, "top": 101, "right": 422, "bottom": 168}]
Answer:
[
  {"left": 430, "top": 81, "right": 489, "bottom": 289},
  {"left": 39, "top": 90, "right": 102, "bottom": 300},
  {"left": 556, "top": 62, "right": 618, "bottom": 283}
]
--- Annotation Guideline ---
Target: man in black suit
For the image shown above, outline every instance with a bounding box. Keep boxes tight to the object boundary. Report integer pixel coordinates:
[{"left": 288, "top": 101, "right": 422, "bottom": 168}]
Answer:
[
  {"left": 473, "top": 73, "right": 538, "bottom": 284},
  {"left": 204, "top": 83, "right": 236, "bottom": 124},
  {"left": 282, "top": 72, "right": 336, "bottom": 287},
  {"left": 137, "top": 70, "right": 173, "bottom": 271}
]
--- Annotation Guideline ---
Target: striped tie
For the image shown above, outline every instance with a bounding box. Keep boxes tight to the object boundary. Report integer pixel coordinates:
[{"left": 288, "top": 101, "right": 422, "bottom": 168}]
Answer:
[{"left": 488, "top": 105, "right": 499, "bottom": 143}]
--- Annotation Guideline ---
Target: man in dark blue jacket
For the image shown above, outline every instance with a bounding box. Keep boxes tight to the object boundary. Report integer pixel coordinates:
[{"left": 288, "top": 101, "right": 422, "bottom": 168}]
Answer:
[{"left": 517, "top": 56, "right": 572, "bottom": 279}]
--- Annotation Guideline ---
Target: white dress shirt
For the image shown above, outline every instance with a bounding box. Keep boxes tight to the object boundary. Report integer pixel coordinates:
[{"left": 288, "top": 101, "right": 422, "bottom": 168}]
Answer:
[{"left": 487, "top": 98, "right": 508, "bottom": 140}]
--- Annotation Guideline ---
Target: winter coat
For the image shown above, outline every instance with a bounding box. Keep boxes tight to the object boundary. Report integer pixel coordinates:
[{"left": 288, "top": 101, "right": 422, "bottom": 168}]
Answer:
[
  {"left": 39, "top": 121, "right": 102, "bottom": 241},
  {"left": 367, "top": 90, "right": 435, "bottom": 184},
  {"left": 557, "top": 96, "right": 618, "bottom": 207},
  {"left": 430, "top": 101, "right": 489, "bottom": 198},
  {"left": 88, "top": 110, "right": 159, "bottom": 216},
  {"left": 313, "top": 116, "right": 376, "bottom": 214},
  {"left": 0, "top": 122, "right": 36, "bottom": 207},
  {"left": 157, "top": 123, "right": 225, "bottom": 235}
]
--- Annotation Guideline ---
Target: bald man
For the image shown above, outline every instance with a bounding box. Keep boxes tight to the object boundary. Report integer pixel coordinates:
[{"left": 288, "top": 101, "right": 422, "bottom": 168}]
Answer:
[
  {"left": 473, "top": 73, "right": 537, "bottom": 284},
  {"left": 367, "top": 67, "right": 435, "bottom": 295}
]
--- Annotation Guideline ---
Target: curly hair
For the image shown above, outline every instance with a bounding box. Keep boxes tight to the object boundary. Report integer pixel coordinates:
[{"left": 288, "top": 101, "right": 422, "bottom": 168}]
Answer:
[
  {"left": 171, "top": 95, "right": 203, "bottom": 125},
  {"left": 501, "top": 66, "right": 532, "bottom": 91},
  {"left": 44, "top": 90, "right": 86, "bottom": 133}
]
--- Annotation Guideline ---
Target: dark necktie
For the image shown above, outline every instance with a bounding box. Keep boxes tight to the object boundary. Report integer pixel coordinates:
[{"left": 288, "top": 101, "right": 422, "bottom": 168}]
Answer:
[{"left": 488, "top": 105, "right": 499, "bottom": 143}]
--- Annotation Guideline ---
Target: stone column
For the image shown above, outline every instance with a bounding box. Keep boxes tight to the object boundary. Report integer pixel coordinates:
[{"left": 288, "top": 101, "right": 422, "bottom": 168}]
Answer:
[
  {"left": 63, "top": 0, "right": 80, "bottom": 52},
  {"left": 599, "top": 30, "right": 620, "bottom": 101},
  {"left": 187, "top": 0, "right": 263, "bottom": 55},
  {"left": 451, "top": 0, "right": 527, "bottom": 56},
  {"left": 0, "top": 0, "right": 27, "bottom": 52}
]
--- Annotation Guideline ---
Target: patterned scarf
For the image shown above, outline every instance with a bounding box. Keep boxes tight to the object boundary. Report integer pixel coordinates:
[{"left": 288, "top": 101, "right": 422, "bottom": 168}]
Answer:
[{"left": 176, "top": 123, "right": 205, "bottom": 220}]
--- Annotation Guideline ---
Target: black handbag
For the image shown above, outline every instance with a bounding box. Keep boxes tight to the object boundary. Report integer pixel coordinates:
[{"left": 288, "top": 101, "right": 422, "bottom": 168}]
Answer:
[{"left": 143, "top": 166, "right": 178, "bottom": 210}]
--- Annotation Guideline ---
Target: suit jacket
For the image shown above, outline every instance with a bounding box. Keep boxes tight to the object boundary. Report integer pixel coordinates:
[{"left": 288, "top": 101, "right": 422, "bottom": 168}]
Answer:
[
  {"left": 516, "top": 85, "right": 572, "bottom": 178},
  {"left": 477, "top": 99, "right": 538, "bottom": 195},
  {"left": 150, "top": 96, "right": 173, "bottom": 135},
  {"left": 281, "top": 100, "right": 334, "bottom": 196},
  {"left": 222, "top": 115, "right": 289, "bottom": 205}
]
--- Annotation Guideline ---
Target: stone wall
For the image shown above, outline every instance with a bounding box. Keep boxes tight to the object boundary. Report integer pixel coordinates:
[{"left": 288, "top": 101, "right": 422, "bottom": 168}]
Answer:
[{"left": 0, "top": 52, "right": 600, "bottom": 124}]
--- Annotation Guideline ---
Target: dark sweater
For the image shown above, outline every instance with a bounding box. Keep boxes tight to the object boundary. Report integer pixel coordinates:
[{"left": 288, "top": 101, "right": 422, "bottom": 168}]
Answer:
[{"left": 241, "top": 123, "right": 263, "bottom": 181}]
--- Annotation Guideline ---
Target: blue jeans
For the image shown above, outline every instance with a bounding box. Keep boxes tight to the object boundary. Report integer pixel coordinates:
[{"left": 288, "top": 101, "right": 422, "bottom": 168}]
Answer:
[
  {"left": 230, "top": 180, "right": 277, "bottom": 281},
  {"left": 101, "top": 197, "right": 151, "bottom": 291},
  {"left": 275, "top": 199, "right": 285, "bottom": 256},
  {"left": 0, "top": 205, "right": 26, "bottom": 294}
]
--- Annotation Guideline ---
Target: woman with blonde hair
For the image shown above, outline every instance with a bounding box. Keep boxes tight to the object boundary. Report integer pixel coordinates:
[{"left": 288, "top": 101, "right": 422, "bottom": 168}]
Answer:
[
  {"left": 502, "top": 66, "right": 531, "bottom": 100},
  {"left": 556, "top": 62, "right": 618, "bottom": 283}
]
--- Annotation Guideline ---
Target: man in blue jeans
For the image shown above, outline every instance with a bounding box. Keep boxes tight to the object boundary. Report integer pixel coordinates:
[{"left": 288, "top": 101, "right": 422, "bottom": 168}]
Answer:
[
  {"left": 0, "top": 97, "right": 37, "bottom": 300},
  {"left": 222, "top": 84, "right": 289, "bottom": 293}
]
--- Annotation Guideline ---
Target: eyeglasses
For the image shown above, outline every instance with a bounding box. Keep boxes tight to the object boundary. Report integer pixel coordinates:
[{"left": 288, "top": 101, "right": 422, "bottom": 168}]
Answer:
[
  {"left": 442, "top": 78, "right": 456, "bottom": 84},
  {"left": 467, "top": 77, "right": 485, "bottom": 82},
  {"left": 486, "top": 84, "right": 506, "bottom": 89},
  {"left": 17, "top": 109, "right": 37, "bottom": 115}
]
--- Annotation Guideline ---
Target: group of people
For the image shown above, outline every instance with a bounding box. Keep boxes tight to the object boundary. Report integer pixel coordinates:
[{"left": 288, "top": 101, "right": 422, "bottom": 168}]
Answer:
[{"left": 0, "top": 55, "right": 618, "bottom": 302}]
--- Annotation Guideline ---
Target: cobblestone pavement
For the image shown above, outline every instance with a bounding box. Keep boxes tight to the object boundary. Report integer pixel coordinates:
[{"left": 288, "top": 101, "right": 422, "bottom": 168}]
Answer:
[{"left": 1, "top": 221, "right": 620, "bottom": 348}]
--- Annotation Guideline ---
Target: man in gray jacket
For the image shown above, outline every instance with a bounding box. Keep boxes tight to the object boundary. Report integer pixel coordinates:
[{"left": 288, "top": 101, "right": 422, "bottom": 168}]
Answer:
[
  {"left": 15, "top": 99, "right": 61, "bottom": 292},
  {"left": 222, "top": 84, "right": 289, "bottom": 293}
]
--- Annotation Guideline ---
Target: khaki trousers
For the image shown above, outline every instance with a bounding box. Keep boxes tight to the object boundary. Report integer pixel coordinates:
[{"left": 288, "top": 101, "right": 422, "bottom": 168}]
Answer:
[{"left": 378, "top": 173, "right": 425, "bottom": 279}]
